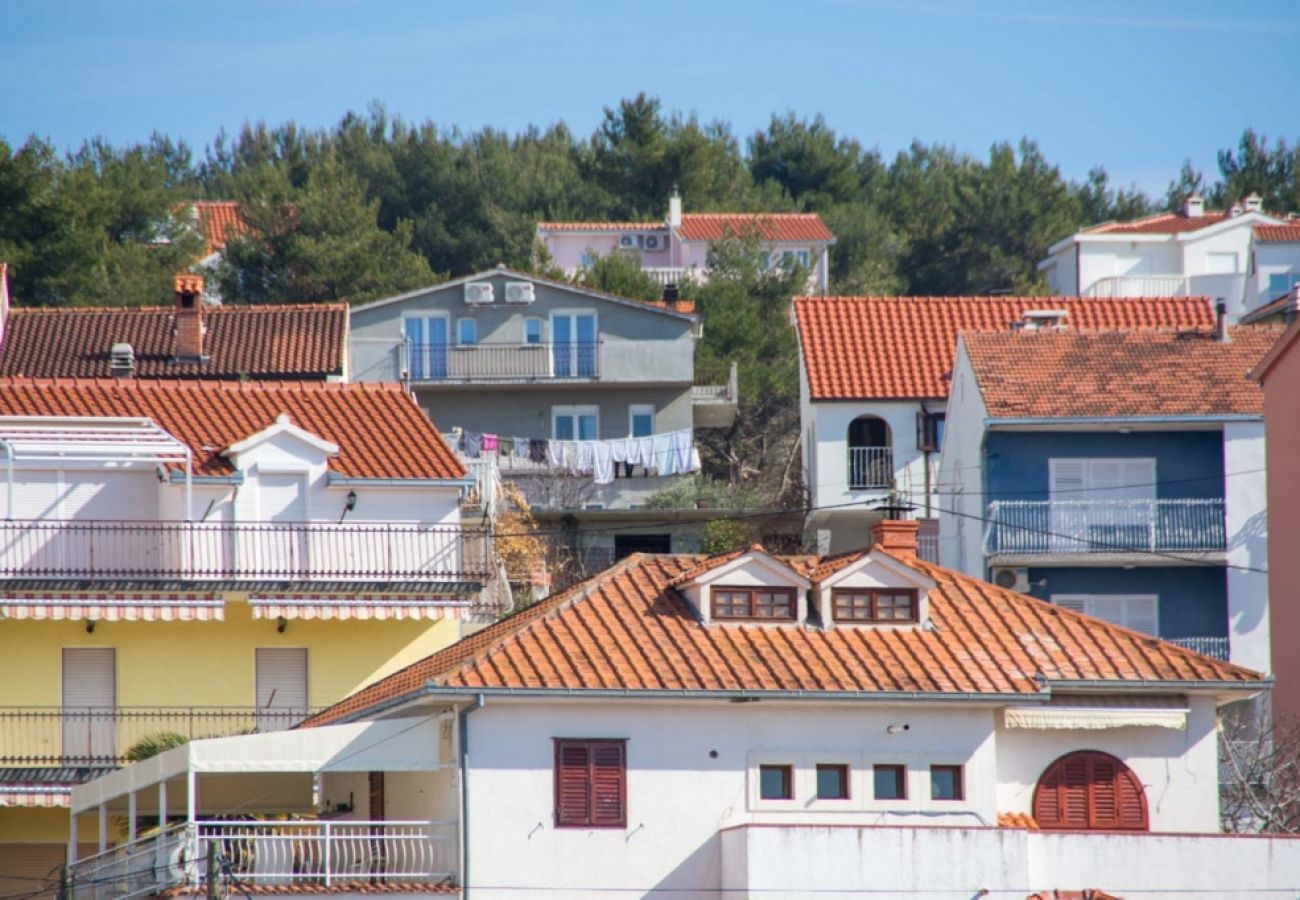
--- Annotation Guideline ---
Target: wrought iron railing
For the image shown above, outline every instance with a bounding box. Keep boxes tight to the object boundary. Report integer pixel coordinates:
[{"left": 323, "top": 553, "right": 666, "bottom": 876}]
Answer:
[
  {"left": 1167, "top": 636, "right": 1231, "bottom": 661},
  {"left": 984, "top": 499, "right": 1226, "bottom": 556},
  {"left": 847, "top": 446, "right": 894, "bottom": 490},
  {"left": 0, "top": 519, "right": 491, "bottom": 581},
  {"left": 0, "top": 706, "right": 321, "bottom": 765},
  {"left": 405, "top": 340, "right": 600, "bottom": 380},
  {"left": 69, "top": 820, "right": 456, "bottom": 898}
]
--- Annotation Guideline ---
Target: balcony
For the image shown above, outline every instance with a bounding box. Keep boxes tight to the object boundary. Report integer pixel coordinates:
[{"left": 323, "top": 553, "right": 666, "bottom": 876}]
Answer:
[
  {"left": 984, "top": 499, "right": 1226, "bottom": 563},
  {"left": 692, "top": 361, "right": 739, "bottom": 428},
  {"left": 0, "top": 706, "right": 318, "bottom": 766},
  {"left": 69, "top": 819, "right": 456, "bottom": 898},
  {"left": 847, "top": 446, "right": 894, "bottom": 490},
  {"left": 405, "top": 340, "right": 600, "bottom": 383},
  {"left": 0, "top": 520, "right": 491, "bottom": 583},
  {"left": 1084, "top": 274, "right": 1193, "bottom": 297},
  {"left": 1167, "top": 636, "right": 1230, "bottom": 661}
]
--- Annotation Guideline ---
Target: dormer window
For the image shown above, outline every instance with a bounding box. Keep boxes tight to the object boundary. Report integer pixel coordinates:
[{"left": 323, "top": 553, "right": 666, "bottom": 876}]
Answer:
[
  {"left": 832, "top": 588, "right": 918, "bottom": 624},
  {"left": 712, "top": 586, "right": 796, "bottom": 622}
]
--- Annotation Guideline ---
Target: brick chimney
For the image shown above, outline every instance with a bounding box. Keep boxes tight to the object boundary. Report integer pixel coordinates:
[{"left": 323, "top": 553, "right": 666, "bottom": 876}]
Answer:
[
  {"left": 173, "top": 275, "right": 206, "bottom": 363},
  {"left": 871, "top": 518, "right": 918, "bottom": 559}
]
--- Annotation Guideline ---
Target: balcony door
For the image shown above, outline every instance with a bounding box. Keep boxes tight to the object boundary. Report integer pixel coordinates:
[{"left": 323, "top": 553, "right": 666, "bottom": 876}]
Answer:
[
  {"left": 255, "top": 648, "right": 308, "bottom": 732},
  {"left": 550, "top": 312, "right": 597, "bottom": 377},
  {"left": 62, "top": 648, "right": 116, "bottom": 764},
  {"left": 259, "top": 473, "right": 309, "bottom": 576},
  {"left": 404, "top": 315, "right": 448, "bottom": 380},
  {"left": 1048, "top": 458, "right": 1155, "bottom": 552}
]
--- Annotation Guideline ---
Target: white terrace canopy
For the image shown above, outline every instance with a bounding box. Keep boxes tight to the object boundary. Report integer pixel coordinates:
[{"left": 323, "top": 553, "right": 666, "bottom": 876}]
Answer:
[
  {"left": 0, "top": 415, "right": 194, "bottom": 519},
  {"left": 69, "top": 716, "right": 451, "bottom": 852}
]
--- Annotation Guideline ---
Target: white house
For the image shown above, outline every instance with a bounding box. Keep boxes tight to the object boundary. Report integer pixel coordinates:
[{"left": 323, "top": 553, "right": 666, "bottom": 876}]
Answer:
[
  {"left": 1039, "top": 194, "right": 1294, "bottom": 317},
  {"left": 938, "top": 324, "right": 1279, "bottom": 676},
  {"left": 792, "top": 295, "right": 1216, "bottom": 560},
  {"left": 538, "top": 190, "right": 835, "bottom": 292},
  {"left": 66, "top": 520, "right": 1296, "bottom": 900}
]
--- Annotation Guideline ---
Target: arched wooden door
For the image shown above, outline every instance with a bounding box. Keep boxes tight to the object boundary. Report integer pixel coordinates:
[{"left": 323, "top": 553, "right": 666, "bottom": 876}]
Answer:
[{"left": 1032, "top": 750, "right": 1148, "bottom": 831}]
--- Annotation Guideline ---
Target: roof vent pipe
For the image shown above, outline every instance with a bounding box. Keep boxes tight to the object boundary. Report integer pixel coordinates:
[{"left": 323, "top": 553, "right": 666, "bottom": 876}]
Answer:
[
  {"left": 668, "top": 186, "right": 682, "bottom": 228},
  {"left": 1215, "top": 300, "right": 1229, "bottom": 343},
  {"left": 1184, "top": 193, "right": 1205, "bottom": 219},
  {"left": 109, "top": 343, "right": 136, "bottom": 379}
]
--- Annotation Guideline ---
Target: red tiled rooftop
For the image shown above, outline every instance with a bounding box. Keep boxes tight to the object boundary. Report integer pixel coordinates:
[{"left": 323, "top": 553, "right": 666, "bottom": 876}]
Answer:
[
  {"left": 676, "top": 213, "right": 833, "bottom": 242},
  {"left": 1254, "top": 224, "right": 1300, "bottom": 243},
  {"left": 191, "top": 201, "right": 248, "bottom": 255},
  {"left": 0, "top": 379, "right": 464, "bottom": 479},
  {"left": 962, "top": 326, "right": 1280, "bottom": 419},
  {"left": 305, "top": 549, "right": 1260, "bottom": 727},
  {"left": 794, "top": 296, "right": 1215, "bottom": 400},
  {"left": 0, "top": 304, "right": 347, "bottom": 379},
  {"left": 1082, "top": 211, "right": 1232, "bottom": 235}
]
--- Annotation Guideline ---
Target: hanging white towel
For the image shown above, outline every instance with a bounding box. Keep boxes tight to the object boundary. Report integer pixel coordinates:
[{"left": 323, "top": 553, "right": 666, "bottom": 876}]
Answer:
[
  {"left": 547, "top": 440, "right": 566, "bottom": 469},
  {"left": 653, "top": 433, "right": 675, "bottom": 475},
  {"left": 593, "top": 442, "right": 615, "bottom": 484},
  {"left": 636, "top": 436, "right": 655, "bottom": 470},
  {"left": 672, "top": 428, "right": 694, "bottom": 473},
  {"left": 609, "top": 437, "right": 634, "bottom": 465}
]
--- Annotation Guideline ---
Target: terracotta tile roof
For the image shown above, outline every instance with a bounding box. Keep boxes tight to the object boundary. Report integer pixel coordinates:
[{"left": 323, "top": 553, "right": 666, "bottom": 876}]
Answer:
[
  {"left": 304, "top": 550, "right": 1261, "bottom": 727},
  {"left": 1241, "top": 292, "right": 1298, "bottom": 325},
  {"left": 190, "top": 201, "right": 248, "bottom": 255},
  {"left": 676, "top": 213, "right": 833, "bottom": 242},
  {"left": 1083, "top": 211, "right": 1232, "bottom": 235},
  {"left": 0, "top": 304, "right": 347, "bottom": 379},
  {"left": 963, "top": 326, "right": 1280, "bottom": 419},
  {"left": 0, "top": 379, "right": 465, "bottom": 479},
  {"left": 998, "top": 811, "right": 1040, "bottom": 829},
  {"left": 794, "top": 296, "right": 1215, "bottom": 400},
  {"left": 1254, "top": 224, "right": 1300, "bottom": 243}
]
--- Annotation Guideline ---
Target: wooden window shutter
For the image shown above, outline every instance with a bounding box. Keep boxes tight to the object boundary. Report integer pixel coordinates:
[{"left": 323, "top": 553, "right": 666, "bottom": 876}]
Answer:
[
  {"left": 555, "top": 741, "right": 592, "bottom": 826},
  {"left": 589, "top": 741, "right": 627, "bottom": 827},
  {"left": 1032, "top": 751, "right": 1148, "bottom": 832}
]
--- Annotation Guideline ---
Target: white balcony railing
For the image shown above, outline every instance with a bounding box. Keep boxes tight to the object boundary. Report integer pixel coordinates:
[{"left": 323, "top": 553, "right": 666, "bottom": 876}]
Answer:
[
  {"left": 984, "top": 499, "right": 1226, "bottom": 556},
  {"left": 70, "top": 819, "right": 457, "bottom": 898},
  {"left": 1084, "top": 274, "right": 1191, "bottom": 297},
  {"left": 848, "top": 446, "right": 894, "bottom": 490},
  {"left": 1167, "top": 636, "right": 1230, "bottom": 661},
  {"left": 642, "top": 266, "right": 696, "bottom": 286}
]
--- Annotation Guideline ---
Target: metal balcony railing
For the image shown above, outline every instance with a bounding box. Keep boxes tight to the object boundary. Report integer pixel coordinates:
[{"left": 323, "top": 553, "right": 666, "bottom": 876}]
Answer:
[
  {"left": 984, "top": 499, "right": 1226, "bottom": 556},
  {"left": 1166, "top": 636, "right": 1231, "bottom": 661},
  {"left": 69, "top": 819, "right": 457, "bottom": 898},
  {"left": 1084, "top": 274, "right": 1191, "bottom": 298},
  {"left": 405, "top": 341, "right": 600, "bottom": 381},
  {"left": 0, "top": 706, "right": 320, "bottom": 765},
  {"left": 0, "top": 519, "right": 491, "bottom": 581},
  {"left": 847, "top": 446, "right": 894, "bottom": 490}
]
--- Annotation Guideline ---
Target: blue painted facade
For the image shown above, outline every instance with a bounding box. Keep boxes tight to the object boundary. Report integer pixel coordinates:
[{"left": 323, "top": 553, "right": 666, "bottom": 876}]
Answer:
[
  {"left": 983, "top": 430, "right": 1225, "bottom": 502},
  {"left": 984, "top": 428, "right": 1229, "bottom": 643}
]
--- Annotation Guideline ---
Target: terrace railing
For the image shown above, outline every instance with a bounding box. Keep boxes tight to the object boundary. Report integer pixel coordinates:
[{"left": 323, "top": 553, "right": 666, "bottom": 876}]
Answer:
[
  {"left": 984, "top": 499, "right": 1226, "bottom": 556},
  {"left": 0, "top": 520, "right": 491, "bottom": 581},
  {"left": 847, "top": 446, "right": 894, "bottom": 490},
  {"left": 406, "top": 341, "right": 600, "bottom": 381}
]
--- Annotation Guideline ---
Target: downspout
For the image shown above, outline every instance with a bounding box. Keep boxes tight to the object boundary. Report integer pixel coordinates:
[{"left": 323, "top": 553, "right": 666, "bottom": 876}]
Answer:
[{"left": 458, "top": 693, "right": 485, "bottom": 898}]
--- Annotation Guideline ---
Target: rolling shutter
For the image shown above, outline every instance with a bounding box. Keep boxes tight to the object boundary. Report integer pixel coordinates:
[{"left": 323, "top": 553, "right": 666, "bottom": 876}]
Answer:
[
  {"left": 61, "top": 648, "right": 116, "bottom": 763},
  {"left": 255, "top": 648, "right": 308, "bottom": 731},
  {"left": 555, "top": 741, "right": 592, "bottom": 826},
  {"left": 1032, "top": 751, "right": 1148, "bottom": 831},
  {"left": 554, "top": 739, "right": 626, "bottom": 828}
]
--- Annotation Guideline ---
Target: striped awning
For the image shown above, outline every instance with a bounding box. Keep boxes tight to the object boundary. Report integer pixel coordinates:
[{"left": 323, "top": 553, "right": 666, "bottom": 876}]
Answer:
[
  {"left": 0, "top": 593, "right": 225, "bottom": 622},
  {"left": 1004, "top": 694, "right": 1189, "bottom": 731},
  {"left": 249, "top": 593, "right": 472, "bottom": 621},
  {"left": 0, "top": 789, "right": 71, "bottom": 807}
]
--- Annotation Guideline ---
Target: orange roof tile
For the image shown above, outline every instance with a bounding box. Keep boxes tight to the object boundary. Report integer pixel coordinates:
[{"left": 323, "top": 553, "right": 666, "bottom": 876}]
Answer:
[
  {"left": 190, "top": 201, "right": 248, "bottom": 255},
  {"left": 998, "top": 812, "right": 1040, "bottom": 829},
  {"left": 1254, "top": 224, "right": 1300, "bottom": 243},
  {"left": 963, "top": 326, "right": 1280, "bottom": 419},
  {"left": 676, "top": 213, "right": 833, "bottom": 242},
  {"left": 0, "top": 379, "right": 464, "bottom": 479},
  {"left": 794, "top": 296, "right": 1215, "bottom": 400},
  {"left": 1083, "top": 211, "right": 1232, "bottom": 235},
  {"left": 0, "top": 304, "right": 347, "bottom": 379},
  {"left": 304, "top": 550, "right": 1261, "bottom": 727}
]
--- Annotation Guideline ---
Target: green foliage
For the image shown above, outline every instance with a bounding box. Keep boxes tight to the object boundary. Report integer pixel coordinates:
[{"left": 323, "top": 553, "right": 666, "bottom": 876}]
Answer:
[
  {"left": 573, "top": 249, "right": 663, "bottom": 302},
  {"left": 125, "top": 731, "right": 190, "bottom": 762},
  {"left": 702, "top": 518, "right": 751, "bottom": 555},
  {"left": 641, "top": 476, "right": 756, "bottom": 511}
]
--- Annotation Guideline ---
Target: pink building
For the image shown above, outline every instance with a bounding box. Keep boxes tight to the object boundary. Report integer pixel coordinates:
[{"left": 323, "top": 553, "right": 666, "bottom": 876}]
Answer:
[{"left": 538, "top": 191, "right": 835, "bottom": 292}]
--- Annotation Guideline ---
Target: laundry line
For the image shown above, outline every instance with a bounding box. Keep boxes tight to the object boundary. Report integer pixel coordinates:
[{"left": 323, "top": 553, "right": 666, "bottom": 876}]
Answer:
[{"left": 447, "top": 427, "right": 699, "bottom": 485}]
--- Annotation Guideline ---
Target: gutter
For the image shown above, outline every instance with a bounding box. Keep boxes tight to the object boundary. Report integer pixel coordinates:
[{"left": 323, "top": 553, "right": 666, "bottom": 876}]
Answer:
[
  {"left": 1046, "top": 678, "right": 1268, "bottom": 693},
  {"left": 458, "top": 694, "right": 485, "bottom": 899},
  {"left": 327, "top": 474, "right": 477, "bottom": 488},
  {"left": 167, "top": 471, "right": 244, "bottom": 485},
  {"left": 415, "top": 685, "right": 1048, "bottom": 704},
  {"left": 986, "top": 415, "right": 1262, "bottom": 427}
]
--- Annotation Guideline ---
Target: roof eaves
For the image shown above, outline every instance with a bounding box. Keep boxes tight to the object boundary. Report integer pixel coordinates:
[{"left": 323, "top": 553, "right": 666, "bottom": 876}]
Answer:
[{"left": 1248, "top": 319, "right": 1300, "bottom": 382}]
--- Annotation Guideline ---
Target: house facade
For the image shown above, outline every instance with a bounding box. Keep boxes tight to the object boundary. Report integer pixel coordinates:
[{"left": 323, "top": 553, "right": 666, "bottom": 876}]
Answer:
[
  {"left": 1246, "top": 224, "right": 1300, "bottom": 315},
  {"left": 1038, "top": 194, "right": 1293, "bottom": 317},
  {"left": 64, "top": 521, "right": 1295, "bottom": 899},
  {"left": 349, "top": 267, "right": 737, "bottom": 574},
  {"left": 538, "top": 191, "right": 835, "bottom": 292},
  {"left": 938, "top": 324, "right": 1277, "bottom": 677},
  {"left": 793, "top": 295, "right": 1215, "bottom": 560},
  {"left": 0, "top": 378, "right": 490, "bottom": 890},
  {"left": 1250, "top": 322, "right": 1300, "bottom": 719}
]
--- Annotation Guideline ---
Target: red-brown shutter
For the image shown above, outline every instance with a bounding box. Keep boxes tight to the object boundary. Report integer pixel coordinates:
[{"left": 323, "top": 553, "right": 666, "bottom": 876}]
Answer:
[
  {"left": 1032, "top": 751, "right": 1148, "bottom": 832},
  {"left": 555, "top": 741, "right": 591, "bottom": 826},
  {"left": 590, "top": 741, "right": 626, "bottom": 827}
]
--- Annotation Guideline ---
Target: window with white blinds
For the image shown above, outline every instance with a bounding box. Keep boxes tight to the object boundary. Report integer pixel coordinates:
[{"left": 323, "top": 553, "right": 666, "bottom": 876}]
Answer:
[
  {"left": 1049, "top": 458, "right": 1156, "bottom": 500},
  {"left": 1052, "top": 594, "right": 1159, "bottom": 636},
  {"left": 62, "top": 648, "right": 116, "bottom": 762},
  {"left": 255, "top": 648, "right": 308, "bottom": 732}
]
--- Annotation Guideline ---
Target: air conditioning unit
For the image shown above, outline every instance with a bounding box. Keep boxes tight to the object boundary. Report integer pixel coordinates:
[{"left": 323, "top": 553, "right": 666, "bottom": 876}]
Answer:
[
  {"left": 504, "top": 282, "right": 535, "bottom": 304},
  {"left": 991, "top": 566, "right": 1030, "bottom": 594},
  {"left": 617, "top": 234, "right": 638, "bottom": 250},
  {"left": 464, "top": 282, "right": 495, "bottom": 305},
  {"left": 641, "top": 234, "right": 665, "bottom": 252}
]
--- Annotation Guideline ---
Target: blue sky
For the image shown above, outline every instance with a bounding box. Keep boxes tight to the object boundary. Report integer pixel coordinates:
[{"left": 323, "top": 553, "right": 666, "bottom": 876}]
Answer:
[{"left": 2, "top": 0, "right": 1297, "bottom": 196}]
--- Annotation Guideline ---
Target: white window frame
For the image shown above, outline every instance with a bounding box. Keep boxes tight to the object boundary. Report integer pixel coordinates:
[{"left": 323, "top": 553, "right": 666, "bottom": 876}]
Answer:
[
  {"left": 1052, "top": 594, "right": 1159, "bottom": 636},
  {"left": 551, "top": 405, "right": 600, "bottom": 441},
  {"left": 523, "top": 317, "right": 543, "bottom": 345},
  {"left": 456, "top": 317, "right": 478, "bottom": 346},
  {"left": 628, "top": 404, "right": 655, "bottom": 439}
]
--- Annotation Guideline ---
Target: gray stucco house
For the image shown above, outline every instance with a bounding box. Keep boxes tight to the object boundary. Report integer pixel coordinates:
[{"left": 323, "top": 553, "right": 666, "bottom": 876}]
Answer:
[{"left": 349, "top": 267, "right": 737, "bottom": 579}]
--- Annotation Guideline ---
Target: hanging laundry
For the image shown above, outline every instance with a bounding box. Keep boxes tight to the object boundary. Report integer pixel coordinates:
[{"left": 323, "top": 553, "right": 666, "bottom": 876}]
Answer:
[
  {"left": 593, "top": 441, "right": 615, "bottom": 485},
  {"left": 547, "top": 440, "right": 565, "bottom": 469},
  {"left": 482, "top": 434, "right": 498, "bottom": 453},
  {"left": 499, "top": 437, "right": 514, "bottom": 457},
  {"left": 672, "top": 428, "right": 693, "bottom": 473},
  {"left": 653, "top": 432, "right": 675, "bottom": 475},
  {"left": 529, "top": 438, "right": 548, "bottom": 463},
  {"left": 463, "top": 431, "right": 483, "bottom": 459}
]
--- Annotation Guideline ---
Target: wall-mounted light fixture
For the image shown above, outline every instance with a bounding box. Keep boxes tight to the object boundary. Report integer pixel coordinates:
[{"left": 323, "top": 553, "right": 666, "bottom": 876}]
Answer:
[
  {"left": 886, "top": 724, "right": 910, "bottom": 735},
  {"left": 277, "top": 616, "right": 288, "bottom": 634},
  {"left": 339, "top": 490, "right": 358, "bottom": 523},
  {"left": 85, "top": 620, "right": 97, "bottom": 634}
]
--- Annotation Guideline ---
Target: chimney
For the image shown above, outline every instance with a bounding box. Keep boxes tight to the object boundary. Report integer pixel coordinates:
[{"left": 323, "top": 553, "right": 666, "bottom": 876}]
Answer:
[
  {"left": 871, "top": 518, "right": 918, "bottom": 559},
  {"left": 109, "top": 342, "right": 136, "bottom": 379},
  {"left": 1215, "top": 299, "right": 1229, "bottom": 343},
  {"left": 668, "top": 186, "right": 682, "bottom": 228},
  {"left": 0, "top": 262, "right": 9, "bottom": 348},
  {"left": 661, "top": 282, "right": 680, "bottom": 307},
  {"left": 1244, "top": 192, "right": 1264, "bottom": 214},
  {"left": 173, "top": 275, "right": 206, "bottom": 363},
  {"left": 1184, "top": 193, "right": 1205, "bottom": 219}
]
